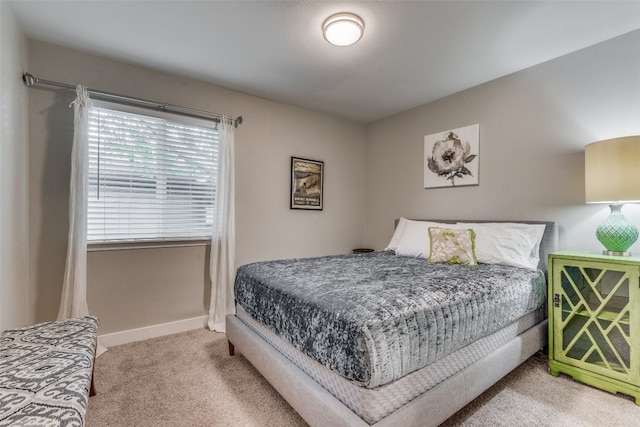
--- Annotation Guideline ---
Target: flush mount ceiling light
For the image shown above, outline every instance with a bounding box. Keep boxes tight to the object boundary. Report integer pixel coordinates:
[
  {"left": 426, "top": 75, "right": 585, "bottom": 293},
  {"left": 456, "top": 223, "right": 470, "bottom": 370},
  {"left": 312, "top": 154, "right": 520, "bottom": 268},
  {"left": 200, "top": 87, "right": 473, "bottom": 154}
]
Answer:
[{"left": 322, "top": 12, "right": 364, "bottom": 46}]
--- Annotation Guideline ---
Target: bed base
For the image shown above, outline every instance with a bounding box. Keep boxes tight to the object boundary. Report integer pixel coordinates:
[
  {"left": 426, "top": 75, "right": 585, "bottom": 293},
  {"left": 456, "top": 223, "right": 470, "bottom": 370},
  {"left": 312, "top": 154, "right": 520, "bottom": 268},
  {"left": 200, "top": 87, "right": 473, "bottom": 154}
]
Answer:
[{"left": 226, "top": 314, "right": 547, "bottom": 427}]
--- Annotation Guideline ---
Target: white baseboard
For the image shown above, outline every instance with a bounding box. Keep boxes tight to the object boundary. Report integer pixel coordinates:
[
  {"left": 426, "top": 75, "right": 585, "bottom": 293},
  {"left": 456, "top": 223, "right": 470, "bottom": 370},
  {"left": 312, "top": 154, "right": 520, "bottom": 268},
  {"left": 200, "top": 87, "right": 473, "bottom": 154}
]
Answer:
[{"left": 97, "top": 315, "right": 209, "bottom": 348}]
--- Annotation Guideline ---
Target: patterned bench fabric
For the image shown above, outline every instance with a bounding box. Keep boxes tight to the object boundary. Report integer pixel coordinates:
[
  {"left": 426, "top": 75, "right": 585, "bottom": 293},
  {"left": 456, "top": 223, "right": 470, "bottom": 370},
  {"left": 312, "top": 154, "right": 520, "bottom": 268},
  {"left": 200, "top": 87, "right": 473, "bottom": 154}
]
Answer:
[{"left": 0, "top": 316, "right": 99, "bottom": 427}]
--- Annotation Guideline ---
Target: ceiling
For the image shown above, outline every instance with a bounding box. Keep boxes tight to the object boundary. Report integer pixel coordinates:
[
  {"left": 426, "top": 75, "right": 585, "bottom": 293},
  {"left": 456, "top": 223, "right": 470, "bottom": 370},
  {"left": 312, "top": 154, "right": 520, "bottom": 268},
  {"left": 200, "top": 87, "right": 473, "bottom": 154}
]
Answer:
[{"left": 9, "top": 1, "right": 640, "bottom": 124}]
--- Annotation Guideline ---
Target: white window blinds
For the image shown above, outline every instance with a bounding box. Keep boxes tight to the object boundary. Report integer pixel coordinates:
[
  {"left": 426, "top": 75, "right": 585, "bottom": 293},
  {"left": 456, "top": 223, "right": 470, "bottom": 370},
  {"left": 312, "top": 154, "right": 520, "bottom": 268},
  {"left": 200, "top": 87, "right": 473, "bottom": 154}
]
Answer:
[{"left": 87, "top": 103, "right": 219, "bottom": 243}]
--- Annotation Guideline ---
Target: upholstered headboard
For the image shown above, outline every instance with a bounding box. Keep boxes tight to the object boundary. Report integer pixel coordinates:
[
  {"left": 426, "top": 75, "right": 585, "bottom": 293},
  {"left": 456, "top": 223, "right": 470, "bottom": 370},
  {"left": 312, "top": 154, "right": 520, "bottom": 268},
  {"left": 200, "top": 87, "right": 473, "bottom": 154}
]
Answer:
[{"left": 394, "top": 219, "right": 559, "bottom": 272}]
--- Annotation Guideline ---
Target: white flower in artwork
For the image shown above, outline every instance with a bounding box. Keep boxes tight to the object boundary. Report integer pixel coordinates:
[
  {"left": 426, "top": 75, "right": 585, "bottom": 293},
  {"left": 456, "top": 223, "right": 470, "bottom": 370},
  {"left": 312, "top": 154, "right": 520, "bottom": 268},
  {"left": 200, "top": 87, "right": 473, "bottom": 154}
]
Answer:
[{"left": 427, "top": 131, "right": 476, "bottom": 186}]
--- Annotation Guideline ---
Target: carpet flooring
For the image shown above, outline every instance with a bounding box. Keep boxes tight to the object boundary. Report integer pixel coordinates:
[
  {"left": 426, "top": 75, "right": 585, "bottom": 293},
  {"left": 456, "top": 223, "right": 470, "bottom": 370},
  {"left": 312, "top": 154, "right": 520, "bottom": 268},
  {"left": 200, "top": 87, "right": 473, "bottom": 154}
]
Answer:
[{"left": 86, "top": 328, "right": 639, "bottom": 426}]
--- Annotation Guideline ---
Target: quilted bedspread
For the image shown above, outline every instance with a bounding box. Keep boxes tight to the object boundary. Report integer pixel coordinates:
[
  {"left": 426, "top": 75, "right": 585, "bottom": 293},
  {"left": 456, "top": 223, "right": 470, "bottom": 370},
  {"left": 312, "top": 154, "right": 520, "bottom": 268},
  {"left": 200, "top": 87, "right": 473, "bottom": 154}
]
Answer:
[
  {"left": 0, "top": 316, "right": 98, "bottom": 426},
  {"left": 235, "top": 251, "right": 546, "bottom": 388}
]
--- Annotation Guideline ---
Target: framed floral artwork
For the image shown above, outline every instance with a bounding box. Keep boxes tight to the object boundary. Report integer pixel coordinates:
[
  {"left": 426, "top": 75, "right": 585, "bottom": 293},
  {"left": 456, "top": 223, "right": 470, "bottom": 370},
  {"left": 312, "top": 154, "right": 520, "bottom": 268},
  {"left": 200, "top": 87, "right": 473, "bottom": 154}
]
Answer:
[
  {"left": 290, "top": 157, "right": 323, "bottom": 210},
  {"left": 424, "top": 124, "right": 479, "bottom": 188}
]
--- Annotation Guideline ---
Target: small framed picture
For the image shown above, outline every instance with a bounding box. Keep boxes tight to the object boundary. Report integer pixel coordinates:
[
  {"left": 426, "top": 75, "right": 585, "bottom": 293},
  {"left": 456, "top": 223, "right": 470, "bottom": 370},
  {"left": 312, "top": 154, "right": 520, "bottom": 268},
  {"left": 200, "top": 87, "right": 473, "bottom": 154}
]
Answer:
[
  {"left": 424, "top": 124, "right": 479, "bottom": 188},
  {"left": 291, "top": 157, "right": 323, "bottom": 210}
]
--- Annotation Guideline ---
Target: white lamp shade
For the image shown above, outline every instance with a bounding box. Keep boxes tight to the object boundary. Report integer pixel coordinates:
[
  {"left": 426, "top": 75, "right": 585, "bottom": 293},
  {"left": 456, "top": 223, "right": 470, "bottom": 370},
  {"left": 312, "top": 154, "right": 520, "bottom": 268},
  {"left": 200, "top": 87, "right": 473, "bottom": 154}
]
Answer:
[
  {"left": 585, "top": 136, "right": 640, "bottom": 204},
  {"left": 323, "top": 13, "right": 364, "bottom": 46}
]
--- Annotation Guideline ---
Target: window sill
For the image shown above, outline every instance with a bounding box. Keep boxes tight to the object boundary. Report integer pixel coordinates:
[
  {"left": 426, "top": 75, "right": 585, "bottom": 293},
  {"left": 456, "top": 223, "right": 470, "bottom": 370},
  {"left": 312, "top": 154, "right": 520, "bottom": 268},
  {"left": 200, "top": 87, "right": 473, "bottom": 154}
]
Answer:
[{"left": 88, "top": 239, "right": 210, "bottom": 252}]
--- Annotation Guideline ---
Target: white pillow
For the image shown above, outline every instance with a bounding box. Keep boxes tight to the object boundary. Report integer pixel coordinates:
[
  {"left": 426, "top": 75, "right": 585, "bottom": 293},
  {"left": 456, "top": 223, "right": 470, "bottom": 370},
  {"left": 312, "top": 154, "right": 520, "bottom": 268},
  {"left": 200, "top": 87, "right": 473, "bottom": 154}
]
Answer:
[
  {"left": 385, "top": 217, "right": 409, "bottom": 251},
  {"left": 456, "top": 222, "right": 545, "bottom": 270},
  {"left": 395, "top": 220, "right": 458, "bottom": 258}
]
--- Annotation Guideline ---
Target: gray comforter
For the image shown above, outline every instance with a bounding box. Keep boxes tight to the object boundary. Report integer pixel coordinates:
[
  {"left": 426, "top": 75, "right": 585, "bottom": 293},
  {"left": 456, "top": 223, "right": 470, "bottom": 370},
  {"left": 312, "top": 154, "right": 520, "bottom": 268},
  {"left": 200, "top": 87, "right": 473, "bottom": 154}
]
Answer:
[{"left": 234, "top": 251, "right": 546, "bottom": 388}]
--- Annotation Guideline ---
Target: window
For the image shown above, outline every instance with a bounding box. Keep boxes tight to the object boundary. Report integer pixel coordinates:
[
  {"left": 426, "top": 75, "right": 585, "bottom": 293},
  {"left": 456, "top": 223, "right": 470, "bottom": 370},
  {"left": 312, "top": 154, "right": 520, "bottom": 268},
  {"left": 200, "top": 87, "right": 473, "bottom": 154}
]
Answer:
[{"left": 87, "top": 102, "right": 219, "bottom": 243}]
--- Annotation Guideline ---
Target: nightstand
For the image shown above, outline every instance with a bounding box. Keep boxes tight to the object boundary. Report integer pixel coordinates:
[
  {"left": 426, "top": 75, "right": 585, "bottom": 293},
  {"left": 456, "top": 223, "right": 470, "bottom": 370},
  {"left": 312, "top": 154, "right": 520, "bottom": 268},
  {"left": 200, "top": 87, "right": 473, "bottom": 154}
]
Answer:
[
  {"left": 548, "top": 251, "right": 640, "bottom": 404},
  {"left": 352, "top": 248, "right": 374, "bottom": 254}
]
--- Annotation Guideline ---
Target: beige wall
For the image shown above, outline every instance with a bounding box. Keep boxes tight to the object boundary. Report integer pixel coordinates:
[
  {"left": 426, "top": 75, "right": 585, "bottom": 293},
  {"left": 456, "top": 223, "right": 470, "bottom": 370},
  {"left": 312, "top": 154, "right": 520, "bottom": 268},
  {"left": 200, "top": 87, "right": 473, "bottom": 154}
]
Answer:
[
  {"left": 0, "top": 2, "right": 30, "bottom": 330},
  {"left": 27, "top": 40, "right": 366, "bottom": 333},
  {"left": 21, "top": 28, "right": 640, "bottom": 336},
  {"left": 364, "top": 30, "right": 640, "bottom": 254}
]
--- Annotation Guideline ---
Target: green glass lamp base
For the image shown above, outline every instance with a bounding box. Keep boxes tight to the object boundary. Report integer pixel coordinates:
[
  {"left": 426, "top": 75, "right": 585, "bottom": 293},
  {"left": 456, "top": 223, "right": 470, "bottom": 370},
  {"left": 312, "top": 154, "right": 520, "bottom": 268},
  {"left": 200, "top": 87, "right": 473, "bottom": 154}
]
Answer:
[{"left": 596, "top": 204, "right": 638, "bottom": 256}]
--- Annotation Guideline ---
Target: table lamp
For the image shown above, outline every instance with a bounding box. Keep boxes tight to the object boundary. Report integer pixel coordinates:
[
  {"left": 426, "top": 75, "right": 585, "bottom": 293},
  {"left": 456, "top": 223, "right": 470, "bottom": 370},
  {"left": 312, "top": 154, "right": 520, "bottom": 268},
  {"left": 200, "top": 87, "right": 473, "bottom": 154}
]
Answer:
[{"left": 585, "top": 136, "right": 640, "bottom": 256}]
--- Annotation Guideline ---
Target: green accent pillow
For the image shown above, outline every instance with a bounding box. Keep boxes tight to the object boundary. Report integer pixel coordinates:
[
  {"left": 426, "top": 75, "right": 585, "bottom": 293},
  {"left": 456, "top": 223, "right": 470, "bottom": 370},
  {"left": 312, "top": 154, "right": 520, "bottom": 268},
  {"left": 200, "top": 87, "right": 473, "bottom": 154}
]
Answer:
[{"left": 428, "top": 227, "right": 478, "bottom": 266}]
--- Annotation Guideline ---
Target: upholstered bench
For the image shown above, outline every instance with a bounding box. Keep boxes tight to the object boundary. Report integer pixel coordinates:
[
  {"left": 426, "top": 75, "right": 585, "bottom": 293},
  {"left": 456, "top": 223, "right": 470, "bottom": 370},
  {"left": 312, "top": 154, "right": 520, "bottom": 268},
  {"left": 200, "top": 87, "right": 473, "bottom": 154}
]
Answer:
[{"left": 0, "top": 316, "right": 99, "bottom": 426}]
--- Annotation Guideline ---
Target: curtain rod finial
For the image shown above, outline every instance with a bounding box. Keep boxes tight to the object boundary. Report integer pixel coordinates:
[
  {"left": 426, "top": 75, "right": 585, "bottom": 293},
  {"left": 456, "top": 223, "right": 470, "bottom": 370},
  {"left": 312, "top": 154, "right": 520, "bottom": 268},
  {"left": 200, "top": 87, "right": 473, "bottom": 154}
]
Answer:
[
  {"left": 235, "top": 116, "right": 243, "bottom": 128},
  {"left": 23, "top": 73, "right": 37, "bottom": 87}
]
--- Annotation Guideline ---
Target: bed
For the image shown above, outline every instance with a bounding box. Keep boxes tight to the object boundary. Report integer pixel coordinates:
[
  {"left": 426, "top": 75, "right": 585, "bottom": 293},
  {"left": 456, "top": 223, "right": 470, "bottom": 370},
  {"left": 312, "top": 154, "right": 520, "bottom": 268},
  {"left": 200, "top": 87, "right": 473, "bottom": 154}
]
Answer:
[{"left": 226, "top": 219, "right": 559, "bottom": 426}]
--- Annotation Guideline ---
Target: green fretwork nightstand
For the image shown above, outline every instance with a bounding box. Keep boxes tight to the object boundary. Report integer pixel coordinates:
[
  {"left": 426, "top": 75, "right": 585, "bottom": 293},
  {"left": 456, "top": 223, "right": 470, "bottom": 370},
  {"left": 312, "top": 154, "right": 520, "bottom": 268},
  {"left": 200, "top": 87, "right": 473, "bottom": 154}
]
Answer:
[{"left": 548, "top": 251, "right": 640, "bottom": 404}]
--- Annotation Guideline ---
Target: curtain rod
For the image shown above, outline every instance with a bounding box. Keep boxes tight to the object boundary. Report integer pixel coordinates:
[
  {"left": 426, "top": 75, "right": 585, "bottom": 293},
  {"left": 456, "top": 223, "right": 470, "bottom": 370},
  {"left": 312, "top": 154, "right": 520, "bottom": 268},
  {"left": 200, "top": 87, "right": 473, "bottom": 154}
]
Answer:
[{"left": 22, "top": 72, "right": 243, "bottom": 128}]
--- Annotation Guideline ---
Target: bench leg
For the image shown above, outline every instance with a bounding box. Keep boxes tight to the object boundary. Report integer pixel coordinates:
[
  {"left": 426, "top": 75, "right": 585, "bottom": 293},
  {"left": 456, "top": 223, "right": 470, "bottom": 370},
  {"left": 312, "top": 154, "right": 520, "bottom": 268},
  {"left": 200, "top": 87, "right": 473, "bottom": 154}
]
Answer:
[
  {"left": 90, "top": 376, "right": 96, "bottom": 396},
  {"left": 89, "top": 354, "right": 97, "bottom": 396},
  {"left": 228, "top": 340, "right": 235, "bottom": 356}
]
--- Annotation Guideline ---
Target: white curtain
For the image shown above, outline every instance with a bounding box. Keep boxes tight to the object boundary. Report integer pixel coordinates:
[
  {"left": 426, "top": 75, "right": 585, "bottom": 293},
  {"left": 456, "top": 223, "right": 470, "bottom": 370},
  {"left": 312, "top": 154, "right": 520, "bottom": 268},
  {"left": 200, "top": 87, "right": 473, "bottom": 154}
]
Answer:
[
  {"left": 208, "top": 120, "right": 236, "bottom": 332},
  {"left": 58, "top": 85, "right": 91, "bottom": 320}
]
